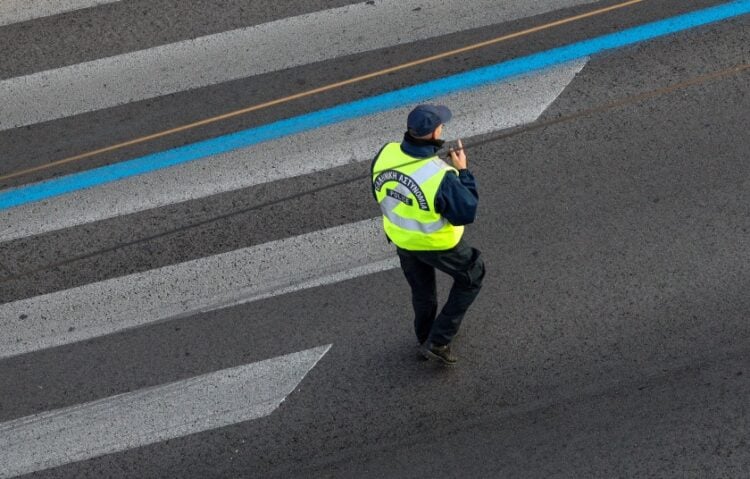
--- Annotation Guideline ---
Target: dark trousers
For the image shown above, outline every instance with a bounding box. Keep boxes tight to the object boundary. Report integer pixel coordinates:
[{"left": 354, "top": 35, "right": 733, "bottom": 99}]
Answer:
[{"left": 397, "top": 240, "right": 485, "bottom": 346}]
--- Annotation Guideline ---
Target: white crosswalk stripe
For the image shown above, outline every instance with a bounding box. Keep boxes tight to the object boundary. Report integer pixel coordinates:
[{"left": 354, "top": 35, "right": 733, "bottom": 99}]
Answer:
[
  {"left": 0, "top": 345, "right": 331, "bottom": 479},
  {"left": 0, "top": 0, "right": 596, "bottom": 130},
  {"left": 0, "top": 1, "right": 595, "bottom": 476},
  {"left": 0, "top": 218, "right": 394, "bottom": 359},
  {"left": 0, "top": 59, "right": 586, "bottom": 242},
  {"left": 0, "top": 0, "right": 122, "bottom": 26}
]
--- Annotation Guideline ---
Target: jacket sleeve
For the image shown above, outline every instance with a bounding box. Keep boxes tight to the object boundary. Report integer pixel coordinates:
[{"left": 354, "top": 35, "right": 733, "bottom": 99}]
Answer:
[{"left": 434, "top": 169, "right": 479, "bottom": 226}]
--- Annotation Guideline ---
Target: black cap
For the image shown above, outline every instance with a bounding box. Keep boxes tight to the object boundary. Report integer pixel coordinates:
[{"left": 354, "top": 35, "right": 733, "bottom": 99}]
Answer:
[{"left": 407, "top": 104, "right": 453, "bottom": 137}]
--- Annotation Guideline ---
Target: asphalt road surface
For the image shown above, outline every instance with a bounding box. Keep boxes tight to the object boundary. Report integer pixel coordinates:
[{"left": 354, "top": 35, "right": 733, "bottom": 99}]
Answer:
[{"left": 1, "top": 0, "right": 749, "bottom": 477}]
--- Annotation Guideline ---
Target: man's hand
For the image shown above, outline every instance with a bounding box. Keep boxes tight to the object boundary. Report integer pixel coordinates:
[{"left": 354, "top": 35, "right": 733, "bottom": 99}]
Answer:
[{"left": 449, "top": 139, "right": 468, "bottom": 170}]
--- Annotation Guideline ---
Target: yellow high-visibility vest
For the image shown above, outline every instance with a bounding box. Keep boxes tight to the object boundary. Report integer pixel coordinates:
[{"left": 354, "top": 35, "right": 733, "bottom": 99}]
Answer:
[{"left": 372, "top": 142, "right": 464, "bottom": 251}]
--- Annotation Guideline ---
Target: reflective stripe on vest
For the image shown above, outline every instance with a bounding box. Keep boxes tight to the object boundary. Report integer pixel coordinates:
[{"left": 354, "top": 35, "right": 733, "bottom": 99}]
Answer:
[
  {"left": 372, "top": 143, "right": 464, "bottom": 251},
  {"left": 378, "top": 159, "right": 448, "bottom": 233}
]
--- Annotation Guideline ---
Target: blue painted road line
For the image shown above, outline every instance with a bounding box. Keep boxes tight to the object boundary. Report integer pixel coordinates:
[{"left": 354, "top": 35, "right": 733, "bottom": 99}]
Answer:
[{"left": 2, "top": 0, "right": 750, "bottom": 211}]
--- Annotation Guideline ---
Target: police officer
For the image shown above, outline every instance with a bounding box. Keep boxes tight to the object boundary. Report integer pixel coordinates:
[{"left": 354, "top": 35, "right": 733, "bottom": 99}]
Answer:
[{"left": 371, "top": 104, "right": 485, "bottom": 365}]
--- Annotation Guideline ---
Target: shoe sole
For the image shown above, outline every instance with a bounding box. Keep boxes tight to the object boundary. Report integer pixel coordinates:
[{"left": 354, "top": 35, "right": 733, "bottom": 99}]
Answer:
[{"left": 421, "top": 348, "right": 457, "bottom": 366}]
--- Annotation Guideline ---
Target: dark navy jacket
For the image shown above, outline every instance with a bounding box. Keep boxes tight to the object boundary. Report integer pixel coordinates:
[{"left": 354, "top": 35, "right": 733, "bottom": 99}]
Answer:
[{"left": 371, "top": 133, "right": 479, "bottom": 226}]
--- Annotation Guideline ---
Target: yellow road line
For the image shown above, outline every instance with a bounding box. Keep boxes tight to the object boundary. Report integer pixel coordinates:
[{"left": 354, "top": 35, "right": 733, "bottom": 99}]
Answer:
[
  {"left": 376, "top": 62, "right": 750, "bottom": 172},
  {"left": 5, "top": 60, "right": 748, "bottom": 282},
  {"left": 0, "top": 0, "right": 646, "bottom": 183},
  {"left": 458, "top": 62, "right": 750, "bottom": 154}
]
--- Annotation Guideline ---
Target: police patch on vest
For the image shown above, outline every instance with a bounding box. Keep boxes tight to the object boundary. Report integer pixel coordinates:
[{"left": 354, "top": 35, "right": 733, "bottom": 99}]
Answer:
[
  {"left": 386, "top": 188, "right": 413, "bottom": 206},
  {"left": 373, "top": 170, "right": 429, "bottom": 211}
]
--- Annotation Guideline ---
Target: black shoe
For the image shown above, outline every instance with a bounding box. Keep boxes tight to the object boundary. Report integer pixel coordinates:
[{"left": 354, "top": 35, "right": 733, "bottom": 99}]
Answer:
[
  {"left": 417, "top": 340, "right": 429, "bottom": 360},
  {"left": 420, "top": 342, "right": 457, "bottom": 366}
]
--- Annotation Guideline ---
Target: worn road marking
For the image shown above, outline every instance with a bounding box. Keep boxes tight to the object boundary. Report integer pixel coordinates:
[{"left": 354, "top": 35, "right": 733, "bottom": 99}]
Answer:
[
  {"left": 0, "top": 218, "right": 392, "bottom": 359},
  {"left": 0, "top": 60, "right": 586, "bottom": 242},
  {"left": 0, "top": 0, "right": 599, "bottom": 131},
  {"left": 0, "top": 0, "right": 121, "bottom": 26},
  {"left": 3, "top": 1, "right": 750, "bottom": 211},
  {"left": 0, "top": 345, "right": 331, "bottom": 479}
]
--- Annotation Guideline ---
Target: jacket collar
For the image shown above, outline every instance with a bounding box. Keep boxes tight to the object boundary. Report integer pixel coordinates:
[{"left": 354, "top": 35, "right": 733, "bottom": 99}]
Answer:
[{"left": 400, "top": 132, "right": 444, "bottom": 158}]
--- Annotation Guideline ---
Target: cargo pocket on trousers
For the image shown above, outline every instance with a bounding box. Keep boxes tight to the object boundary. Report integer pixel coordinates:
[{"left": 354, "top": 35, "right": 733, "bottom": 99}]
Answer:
[{"left": 461, "top": 248, "right": 485, "bottom": 288}]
